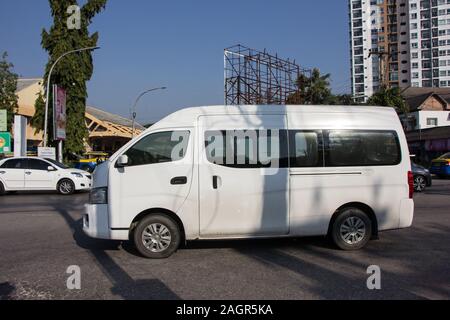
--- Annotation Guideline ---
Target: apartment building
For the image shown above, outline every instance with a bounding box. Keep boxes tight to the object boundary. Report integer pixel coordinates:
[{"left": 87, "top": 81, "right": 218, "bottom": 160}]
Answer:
[
  {"left": 349, "top": 0, "right": 450, "bottom": 102},
  {"left": 409, "top": 0, "right": 450, "bottom": 88},
  {"left": 349, "top": 0, "right": 380, "bottom": 102}
]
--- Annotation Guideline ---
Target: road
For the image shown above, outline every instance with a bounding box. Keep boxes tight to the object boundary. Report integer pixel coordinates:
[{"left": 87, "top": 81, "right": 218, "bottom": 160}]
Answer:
[{"left": 0, "top": 180, "right": 449, "bottom": 300}]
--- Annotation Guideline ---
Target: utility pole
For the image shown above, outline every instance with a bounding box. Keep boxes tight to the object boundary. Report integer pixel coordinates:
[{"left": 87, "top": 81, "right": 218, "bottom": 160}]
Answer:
[
  {"left": 130, "top": 87, "right": 166, "bottom": 138},
  {"left": 368, "top": 49, "right": 390, "bottom": 90}
]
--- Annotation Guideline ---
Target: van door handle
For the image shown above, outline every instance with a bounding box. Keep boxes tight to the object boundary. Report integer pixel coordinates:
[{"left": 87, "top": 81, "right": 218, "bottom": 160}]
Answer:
[
  {"left": 170, "top": 176, "right": 187, "bottom": 185},
  {"left": 212, "top": 175, "right": 219, "bottom": 189}
]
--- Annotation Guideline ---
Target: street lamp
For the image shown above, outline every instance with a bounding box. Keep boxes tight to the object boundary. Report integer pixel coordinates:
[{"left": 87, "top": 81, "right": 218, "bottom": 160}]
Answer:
[
  {"left": 131, "top": 87, "right": 167, "bottom": 138},
  {"left": 43, "top": 46, "right": 100, "bottom": 148}
]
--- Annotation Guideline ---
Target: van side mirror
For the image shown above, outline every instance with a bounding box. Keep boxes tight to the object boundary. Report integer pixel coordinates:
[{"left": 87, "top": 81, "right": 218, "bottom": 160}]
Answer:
[
  {"left": 47, "top": 166, "right": 56, "bottom": 171},
  {"left": 117, "top": 155, "right": 129, "bottom": 167}
]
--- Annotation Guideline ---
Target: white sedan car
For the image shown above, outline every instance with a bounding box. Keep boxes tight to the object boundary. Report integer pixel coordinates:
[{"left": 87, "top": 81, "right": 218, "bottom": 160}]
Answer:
[{"left": 0, "top": 157, "right": 91, "bottom": 195}]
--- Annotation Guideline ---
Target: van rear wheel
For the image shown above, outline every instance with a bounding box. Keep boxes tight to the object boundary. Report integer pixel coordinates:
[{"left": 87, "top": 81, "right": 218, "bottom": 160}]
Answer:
[
  {"left": 331, "top": 208, "right": 372, "bottom": 250},
  {"left": 133, "top": 214, "right": 180, "bottom": 259}
]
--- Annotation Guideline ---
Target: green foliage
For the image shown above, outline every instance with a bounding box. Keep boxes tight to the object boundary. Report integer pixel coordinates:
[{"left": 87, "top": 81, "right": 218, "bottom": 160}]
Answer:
[
  {"left": 0, "top": 52, "right": 19, "bottom": 131},
  {"left": 31, "top": 0, "right": 107, "bottom": 155},
  {"left": 366, "top": 87, "right": 408, "bottom": 113},
  {"left": 287, "top": 68, "right": 332, "bottom": 105},
  {"left": 327, "top": 94, "right": 358, "bottom": 106}
]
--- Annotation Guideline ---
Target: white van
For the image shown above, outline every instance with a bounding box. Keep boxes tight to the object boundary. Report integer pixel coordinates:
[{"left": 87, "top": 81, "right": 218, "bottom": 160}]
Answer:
[{"left": 83, "top": 105, "right": 414, "bottom": 258}]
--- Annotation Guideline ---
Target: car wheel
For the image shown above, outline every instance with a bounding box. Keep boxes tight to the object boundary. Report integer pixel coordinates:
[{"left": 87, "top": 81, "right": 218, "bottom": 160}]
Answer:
[
  {"left": 57, "top": 179, "right": 75, "bottom": 195},
  {"left": 0, "top": 182, "right": 5, "bottom": 195},
  {"left": 331, "top": 208, "right": 372, "bottom": 250},
  {"left": 133, "top": 214, "right": 181, "bottom": 259},
  {"left": 413, "top": 175, "right": 426, "bottom": 192}
]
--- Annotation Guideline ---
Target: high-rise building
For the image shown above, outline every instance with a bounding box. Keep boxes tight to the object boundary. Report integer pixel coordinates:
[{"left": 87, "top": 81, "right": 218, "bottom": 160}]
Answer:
[
  {"left": 408, "top": 0, "right": 450, "bottom": 88},
  {"left": 349, "top": 0, "right": 450, "bottom": 102},
  {"left": 349, "top": 0, "right": 380, "bottom": 102}
]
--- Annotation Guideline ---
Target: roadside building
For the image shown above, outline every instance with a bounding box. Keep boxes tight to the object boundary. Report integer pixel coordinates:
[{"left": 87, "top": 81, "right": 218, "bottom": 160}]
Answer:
[
  {"left": 15, "top": 78, "right": 44, "bottom": 150},
  {"left": 399, "top": 87, "right": 450, "bottom": 165},
  {"left": 406, "top": 125, "right": 450, "bottom": 165},
  {"left": 400, "top": 87, "right": 450, "bottom": 131},
  {"left": 86, "top": 106, "right": 145, "bottom": 154},
  {"left": 13, "top": 78, "right": 143, "bottom": 155}
]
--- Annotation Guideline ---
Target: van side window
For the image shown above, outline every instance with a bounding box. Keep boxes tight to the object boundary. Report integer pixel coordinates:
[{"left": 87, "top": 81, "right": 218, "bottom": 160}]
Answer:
[
  {"left": 124, "top": 131, "right": 190, "bottom": 167},
  {"left": 325, "top": 130, "right": 401, "bottom": 166},
  {"left": 204, "top": 130, "right": 288, "bottom": 168},
  {"left": 289, "top": 131, "right": 324, "bottom": 167}
]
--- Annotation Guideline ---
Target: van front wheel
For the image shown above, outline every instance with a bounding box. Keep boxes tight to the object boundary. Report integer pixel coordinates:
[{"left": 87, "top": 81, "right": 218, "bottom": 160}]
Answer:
[
  {"left": 133, "top": 214, "right": 180, "bottom": 258},
  {"left": 331, "top": 208, "right": 372, "bottom": 250}
]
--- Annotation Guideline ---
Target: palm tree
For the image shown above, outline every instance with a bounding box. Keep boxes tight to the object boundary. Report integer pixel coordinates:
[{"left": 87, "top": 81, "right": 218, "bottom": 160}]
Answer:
[{"left": 286, "top": 68, "right": 332, "bottom": 104}]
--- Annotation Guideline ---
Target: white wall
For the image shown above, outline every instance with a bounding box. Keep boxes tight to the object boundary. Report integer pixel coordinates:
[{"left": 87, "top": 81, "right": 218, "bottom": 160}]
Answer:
[
  {"left": 400, "top": 110, "right": 450, "bottom": 131},
  {"left": 417, "top": 110, "right": 450, "bottom": 129}
]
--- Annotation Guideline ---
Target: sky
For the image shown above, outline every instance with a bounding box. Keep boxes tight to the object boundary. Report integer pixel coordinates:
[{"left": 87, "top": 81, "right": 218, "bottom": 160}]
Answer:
[{"left": 0, "top": 0, "right": 351, "bottom": 124}]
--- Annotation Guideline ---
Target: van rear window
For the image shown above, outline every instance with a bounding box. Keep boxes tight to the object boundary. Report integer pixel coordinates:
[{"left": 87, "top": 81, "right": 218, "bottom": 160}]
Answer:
[{"left": 325, "top": 130, "right": 401, "bottom": 167}]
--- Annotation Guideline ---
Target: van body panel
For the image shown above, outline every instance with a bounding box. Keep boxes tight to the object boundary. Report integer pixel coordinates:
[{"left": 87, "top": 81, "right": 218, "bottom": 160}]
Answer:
[
  {"left": 286, "top": 108, "right": 411, "bottom": 235},
  {"left": 399, "top": 199, "right": 414, "bottom": 228},
  {"left": 197, "top": 114, "right": 290, "bottom": 237},
  {"left": 107, "top": 128, "right": 195, "bottom": 229}
]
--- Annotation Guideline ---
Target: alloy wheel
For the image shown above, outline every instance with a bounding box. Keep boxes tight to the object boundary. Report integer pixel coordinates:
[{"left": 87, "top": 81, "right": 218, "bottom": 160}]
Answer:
[
  {"left": 59, "top": 180, "right": 74, "bottom": 194},
  {"left": 414, "top": 176, "right": 426, "bottom": 192},
  {"left": 339, "top": 216, "right": 366, "bottom": 245}
]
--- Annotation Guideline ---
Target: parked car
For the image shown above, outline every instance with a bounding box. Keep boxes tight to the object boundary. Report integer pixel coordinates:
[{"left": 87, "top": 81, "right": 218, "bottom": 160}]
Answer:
[
  {"left": 84, "top": 105, "right": 414, "bottom": 258},
  {"left": 411, "top": 162, "right": 432, "bottom": 192},
  {"left": 430, "top": 152, "right": 450, "bottom": 178},
  {"left": 0, "top": 157, "right": 91, "bottom": 195}
]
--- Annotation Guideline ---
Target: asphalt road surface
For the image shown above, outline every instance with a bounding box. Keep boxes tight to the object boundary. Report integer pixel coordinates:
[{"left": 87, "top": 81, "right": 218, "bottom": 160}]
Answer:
[{"left": 0, "top": 180, "right": 449, "bottom": 300}]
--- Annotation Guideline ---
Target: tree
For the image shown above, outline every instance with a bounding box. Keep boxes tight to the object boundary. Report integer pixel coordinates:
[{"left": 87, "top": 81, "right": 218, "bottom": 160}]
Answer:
[
  {"left": 31, "top": 0, "right": 107, "bottom": 156},
  {"left": 327, "top": 94, "right": 358, "bottom": 106},
  {"left": 0, "top": 52, "right": 19, "bottom": 132},
  {"left": 286, "top": 68, "right": 333, "bottom": 105},
  {"left": 366, "top": 87, "right": 408, "bottom": 113}
]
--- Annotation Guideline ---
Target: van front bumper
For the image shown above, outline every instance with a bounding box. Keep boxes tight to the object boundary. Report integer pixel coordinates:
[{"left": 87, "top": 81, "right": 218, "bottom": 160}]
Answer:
[{"left": 83, "top": 204, "right": 129, "bottom": 240}]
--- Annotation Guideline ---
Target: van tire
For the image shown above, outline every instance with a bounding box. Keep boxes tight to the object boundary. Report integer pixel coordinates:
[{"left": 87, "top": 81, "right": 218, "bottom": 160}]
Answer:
[
  {"left": 133, "top": 214, "right": 181, "bottom": 259},
  {"left": 57, "top": 179, "right": 75, "bottom": 195},
  {"left": 331, "top": 208, "right": 372, "bottom": 250}
]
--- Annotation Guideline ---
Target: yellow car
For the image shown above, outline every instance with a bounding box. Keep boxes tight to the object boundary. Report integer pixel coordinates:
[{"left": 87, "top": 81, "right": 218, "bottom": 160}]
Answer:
[
  {"left": 74, "top": 152, "right": 109, "bottom": 173},
  {"left": 430, "top": 152, "right": 450, "bottom": 177}
]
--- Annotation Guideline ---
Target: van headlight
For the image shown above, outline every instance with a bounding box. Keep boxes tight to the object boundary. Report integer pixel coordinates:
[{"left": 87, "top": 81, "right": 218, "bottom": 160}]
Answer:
[{"left": 89, "top": 187, "right": 108, "bottom": 204}]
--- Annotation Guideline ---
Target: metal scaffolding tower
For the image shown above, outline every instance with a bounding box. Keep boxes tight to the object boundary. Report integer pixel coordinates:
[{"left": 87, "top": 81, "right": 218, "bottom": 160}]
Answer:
[{"left": 224, "top": 44, "right": 310, "bottom": 105}]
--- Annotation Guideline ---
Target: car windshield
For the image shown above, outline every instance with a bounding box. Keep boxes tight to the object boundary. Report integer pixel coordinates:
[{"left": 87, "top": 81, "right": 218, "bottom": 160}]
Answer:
[
  {"left": 44, "top": 158, "right": 69, "bottom": 169},
  {"left": 438, "top": 152, "right": 450, "bottom": 159}
]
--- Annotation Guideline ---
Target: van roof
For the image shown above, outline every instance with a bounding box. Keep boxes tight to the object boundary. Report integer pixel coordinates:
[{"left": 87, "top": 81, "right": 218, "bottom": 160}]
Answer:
[{"left": 149, "top": 105, "right": 398, "bottom": 130}]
